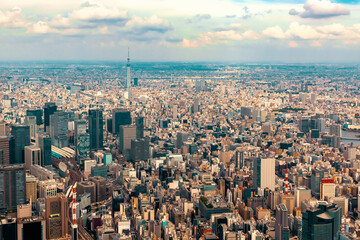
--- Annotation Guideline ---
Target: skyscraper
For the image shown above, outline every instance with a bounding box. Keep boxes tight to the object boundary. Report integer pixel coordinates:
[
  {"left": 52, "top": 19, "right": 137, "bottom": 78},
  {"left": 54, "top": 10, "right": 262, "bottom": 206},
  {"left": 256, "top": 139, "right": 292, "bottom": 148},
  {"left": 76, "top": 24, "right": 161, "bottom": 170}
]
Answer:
[
  {"left": 0, "top": 136, "right": 15, "bottom": 165},
  {"left": 0, "top": 122, "right": 9, "bottom": 136},
  {"left": 89, "top": 109, "right": 104, "bottom": 150},
  {"left": 26, "top": 109, "right": 43, "bottom": 125},
  {"left": 131, "top": 138, "right": 150, "bottom": 162},
  {"left": 176, "top": 132, "right": 189, "bottom": 149},
  {"left": 43, "top": 102, "right": 57, "bottom": 132},
  {"left": 24, "top": 145, "right": 41, "bottom": 170},
  {"left": 126, "top": 48, "right": 131, "bottom": 98},
  {"left": 17, "top": 215, "right": 46, "bottom": 240},
  {"left": 135, "top": 116, "right": 144, "bottom": 139},
  {"left": 74, "top": 120, "right": 87, "bottom": 145},
  {"left": 37, "top": 133, "right": 52, "bottom": 166},
  {"left": 330, "top": 124, "right": 341, "bottom": 137},
  {"left": 45, "top": 194, "right": 69, "bottom": 239},
  {"left": 302, "top": 202, "right": 341, "bottom": 240},
  {"left": 0, "top": 164, "right": 26, "bottom": 210},
  {"left": 275, "top": 204, "right": 289, "bottom": 240},
  {"left": 24, "top": 116, "right": 37, "bottom": 139},
  {"left": 77, "top": 134, "right": 90, "bottom": 169},
  {"left": 74, "top": 120, "right": 89, "bottom": 167},
  {"left": 311, "top": 168, "right": 329, "bottom": 198},
  {"left": 119, "top": 125, "right": 136, "bottom": 154},
  {"left": 12, "top": 125, "right": 30, "bottom": 164},
  {"left": 253, "top": 158, "right": 275, "bottom": 191},
  {"left": 50, "top": 111, "right": 69, "bottom": 148},
  {"left": 112, "top": 109, "right": 131, "bottom": 135}
]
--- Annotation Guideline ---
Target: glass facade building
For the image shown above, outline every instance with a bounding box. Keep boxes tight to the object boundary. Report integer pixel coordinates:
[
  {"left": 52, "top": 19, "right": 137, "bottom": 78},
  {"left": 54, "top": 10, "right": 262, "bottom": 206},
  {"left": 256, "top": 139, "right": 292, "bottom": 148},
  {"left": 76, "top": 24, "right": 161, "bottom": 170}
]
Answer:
[
  {"left": 89, "top": 109, "right": 103, "bottom": 150},
  {"left": 12, "top": 125, "right": 30, "bottom": 164}
]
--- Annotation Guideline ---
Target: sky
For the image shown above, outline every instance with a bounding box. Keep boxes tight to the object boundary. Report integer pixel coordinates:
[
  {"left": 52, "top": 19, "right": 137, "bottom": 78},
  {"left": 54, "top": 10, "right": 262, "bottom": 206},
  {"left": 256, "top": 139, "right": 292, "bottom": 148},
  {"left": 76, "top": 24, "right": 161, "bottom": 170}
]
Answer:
[{"left": 0, "top": 0, "right": 360, "bottom": 62}]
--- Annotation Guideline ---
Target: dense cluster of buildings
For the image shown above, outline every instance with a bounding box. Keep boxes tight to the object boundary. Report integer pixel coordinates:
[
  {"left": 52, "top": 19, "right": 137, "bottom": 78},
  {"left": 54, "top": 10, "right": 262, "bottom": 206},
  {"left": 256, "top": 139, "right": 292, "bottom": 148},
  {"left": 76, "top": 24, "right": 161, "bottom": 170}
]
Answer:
[{"left": 0, "top": 62, "right": 360, "bottom": 239}]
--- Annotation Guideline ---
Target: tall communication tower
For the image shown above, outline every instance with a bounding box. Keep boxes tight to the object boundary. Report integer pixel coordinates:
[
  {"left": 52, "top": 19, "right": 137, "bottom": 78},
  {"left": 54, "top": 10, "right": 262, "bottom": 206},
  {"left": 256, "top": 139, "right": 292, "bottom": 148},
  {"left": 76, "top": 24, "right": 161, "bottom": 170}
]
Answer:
[{"left": 126, "top": 48, "right": 131, "bottom": 99}]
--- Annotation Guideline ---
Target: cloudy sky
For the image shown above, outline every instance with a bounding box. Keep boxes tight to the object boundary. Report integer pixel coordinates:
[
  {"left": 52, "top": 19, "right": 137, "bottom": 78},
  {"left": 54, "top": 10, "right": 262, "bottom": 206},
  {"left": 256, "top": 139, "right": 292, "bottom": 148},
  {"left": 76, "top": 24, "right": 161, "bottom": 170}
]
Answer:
[{"left": 0, "top": 0, "right": 360, "bottom": 62}]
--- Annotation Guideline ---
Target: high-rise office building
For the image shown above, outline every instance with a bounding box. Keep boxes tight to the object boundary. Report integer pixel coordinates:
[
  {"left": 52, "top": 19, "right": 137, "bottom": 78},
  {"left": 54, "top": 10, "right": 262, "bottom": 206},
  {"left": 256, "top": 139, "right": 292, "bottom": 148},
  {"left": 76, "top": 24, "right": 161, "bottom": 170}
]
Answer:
[
  {"left": 330, "top": 124, "right": 341, "bottom": 137},
  {"left": 89, "top": 109, "right": 104, "bottom": 150},
  {"left": 253, "top": 158, "right": 275, "bottom": 191},
  {"left": 39, "top": 179, "right": 57, "bottom": 198},
  {"left": 235, "top": 150, "right": 244, "bottom": 169},
  {"left": 50, "top": 111, "right": 69, "bottom": 148},
  {"left": 280, "top": 194, "right": 295, "bottom": 216},
  {"left": 311, "top": 168, "right": 329, "bottom": 198},
  {"left": 12, "top": 125, "right": 30, "bottom": 164},
  {"left": 37, "top": 133, "right": 52, "bottom": 166},
  {"left": 89, "top": 176, "right": 112, "bottom": 202},
  {"left": 332, "top": 196, "right": 348, "bottom": 216},
  {"left": 77, "top": 134, "right": 90, "bottom": 169},
  {"left": 0, "top": 136, "right": 15, "bottom": 165},
  {"left": 131, "top": 138, "right": 150, "bottom": 162},
  {"left": 193, "top": 97, "right": 200, "bottom": 113},
  {"left": 24, "top": 116, "right": 37, "bottom": 139},
  {"left": 275, "top": 204, "right": 290, "bottom": 240},
  {"left": 112, "top": 109, "right": 131, "bottom": 134},
  {"left": 77, "top": 181, "right": 96, "bottom": 203},
  {"left": 24, "top": 145, "right": 41, "bottom": 170},
  {"left": 320, "top": 179, "right": 335, "bottom": 200},
  {"left": 91, "top": 164, "right": 107, "bottom": 178},
  {"left": 302, "top": 202, "right": 341, "bottom": 240},
  {"left": 299, "top": 118, "right": 310, "bottom": 133},
  {"left": 26, "top": 109, "right": 43, "bottom": 125},
  {"left": 45, "top": 194, "right": 69, "bottom": 239},
  {"left": 317, "top": 118, "right": 326, "bottom": 132},
  {"left": 294, "top": 187, "right": 311, "bottom": 208},
  {"left": 43, "top": 102, "right": 57, "bottom": 132},
  {"left": 135, "top": 116, "right": 144, "bottom": 139},
  {"left": 0, "top": 122, "right": 9, "bottom": 136},
  {"left": 26, "top": 174, "right": 37, "bottom": 208},
  {"left": 241, "top": 107, "right": 252, "bottom": 118},
  {"left": 74, "top": 120, "right": 87, "bottom": 145},
  {"left": 176, "top": 132, "right": 189, "bottom": 149},
  {"left": 0, "top": 164, "right": 26, "bottom": 210},
  {"left": 119, "top": 125, "right": 136, "bottom": 154},
  {"left": 0, "top": 217, "right": 17, "bottom": 240},
  {"left": 74, "top": 120, "right": 89, "bottom": 167},
  {"left": 17, "top": 216, "right": 46, "bottom": 240}
]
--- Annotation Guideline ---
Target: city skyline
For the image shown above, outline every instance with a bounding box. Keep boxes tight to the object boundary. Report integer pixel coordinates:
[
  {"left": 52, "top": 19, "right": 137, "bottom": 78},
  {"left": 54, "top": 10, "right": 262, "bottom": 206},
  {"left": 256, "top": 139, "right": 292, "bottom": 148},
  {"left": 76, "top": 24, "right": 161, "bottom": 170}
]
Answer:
[{"left": 1, "top": 0, "right": 360, "bottom": 62}]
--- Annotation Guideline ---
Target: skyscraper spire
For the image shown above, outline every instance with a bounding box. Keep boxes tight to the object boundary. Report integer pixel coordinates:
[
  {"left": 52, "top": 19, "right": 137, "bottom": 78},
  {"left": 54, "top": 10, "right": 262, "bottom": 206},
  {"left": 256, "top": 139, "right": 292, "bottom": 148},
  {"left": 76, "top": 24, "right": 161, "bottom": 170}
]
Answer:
[
  {"left": 127, "top": 47, "right": 130, "bottom": 67},
  {"left": 126, "top": 48, "right": 131, "bottom": 98}
]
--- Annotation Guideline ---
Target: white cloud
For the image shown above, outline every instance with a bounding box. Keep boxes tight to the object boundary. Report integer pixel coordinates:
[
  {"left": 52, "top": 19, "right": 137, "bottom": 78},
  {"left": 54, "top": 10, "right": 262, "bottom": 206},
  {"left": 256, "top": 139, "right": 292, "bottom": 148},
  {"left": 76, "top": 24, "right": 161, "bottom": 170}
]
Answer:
[
  {"left": 177, "top": 28, "right": 261, "bottom": 48},
  {"left": 262, "top": 26, "right": 287, "bottom": 39},
  {"left": 299, "top": 0, "right": 350, "bottom": 19},
  {"left": 126, "top": 15, "right": 170, "bottom": 28},
  {"left": 242, "top": 30, "right": 261, "bottom": 40},
  {"left": 70, "top": 1, "right": 127, "bottom": 21},
  {"left": 201, "top": 30, "right": 243, "bottom": 41},
  {"left": 289, "top": 9, "right": 300, "bottom": 16},
  {"left": 125, "top": 15, "right": 172, "bottom": 34},
  {"left": 288, "top": 41, "right": 298, "bottom": 47},
  {"left": 286, "top": 22, "right": 323, "bottom": 39},
  {"left": 27, "top": 21, "right": 57, "bottom": 34},
  {"left": 0, "top": 6, "right": 29, "bottom": 28},
  {"left": 51, "top": 14, "right": 71, "bottom": 27},
  {"left": 177, "top": 39, "right": 200, "bottom": 48}
]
